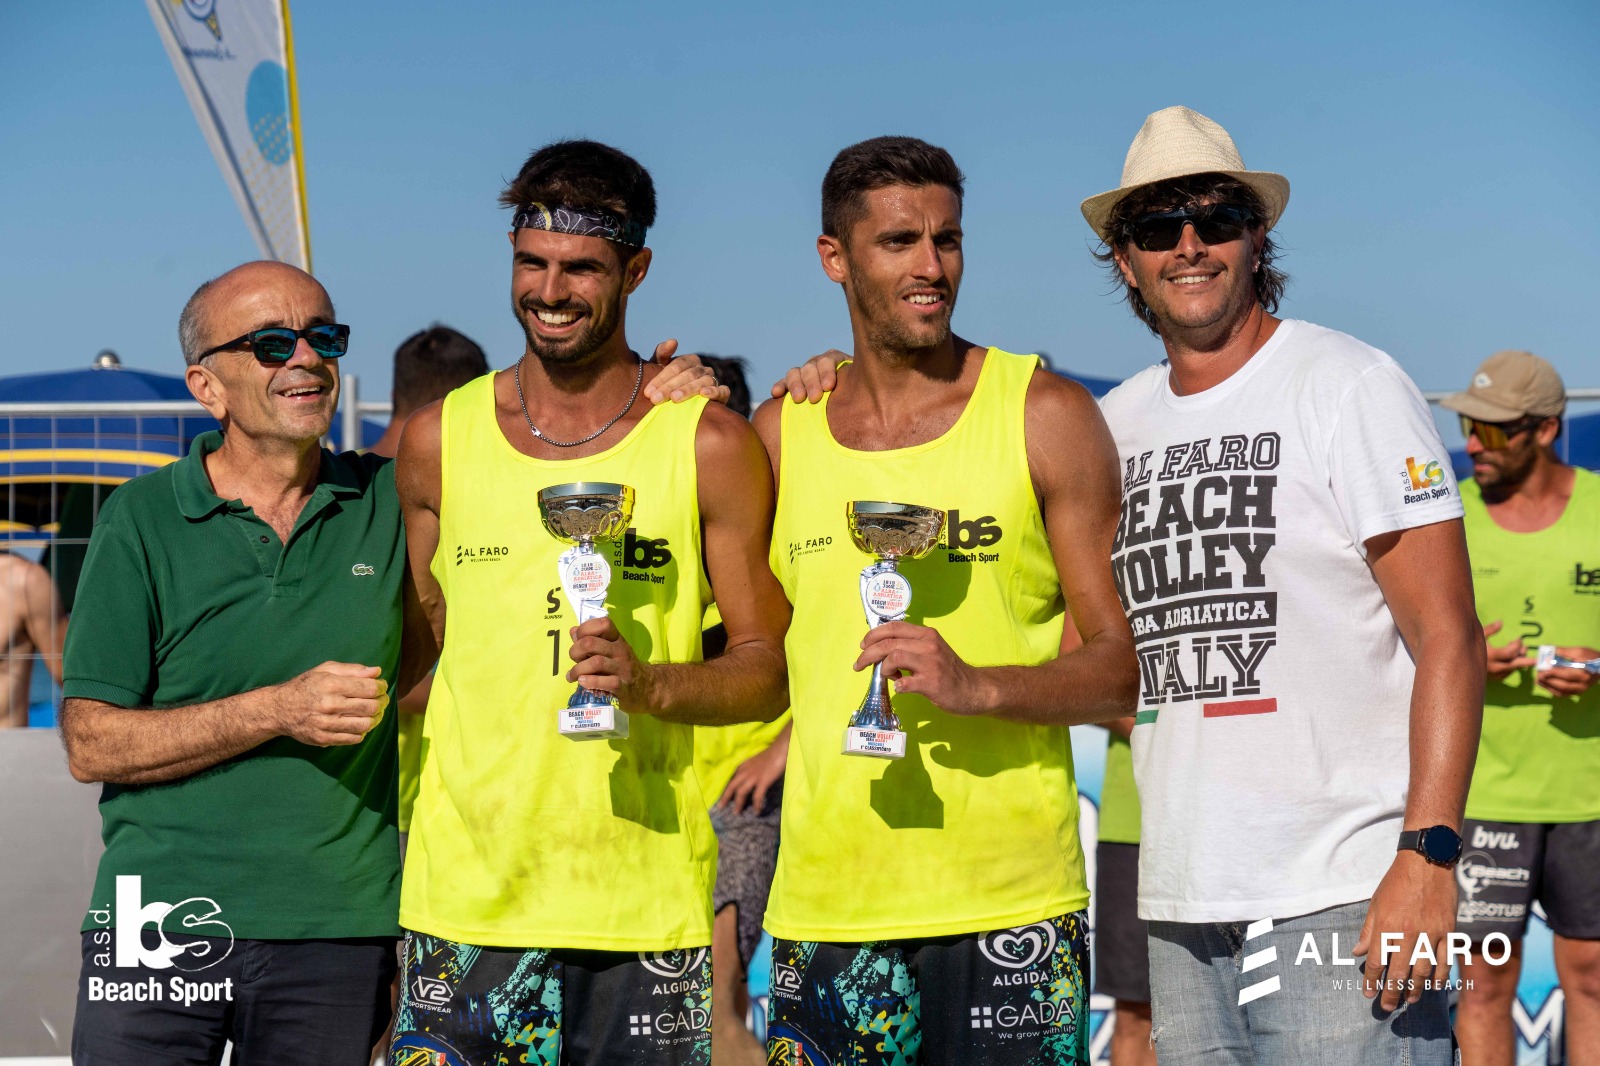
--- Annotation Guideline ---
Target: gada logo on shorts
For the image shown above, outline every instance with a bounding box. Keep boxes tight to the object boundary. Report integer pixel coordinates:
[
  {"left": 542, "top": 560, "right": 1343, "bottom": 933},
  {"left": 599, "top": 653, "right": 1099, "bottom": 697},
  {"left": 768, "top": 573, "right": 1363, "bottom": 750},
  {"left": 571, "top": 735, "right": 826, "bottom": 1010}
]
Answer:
[
  {"left": 637, "top": 947, "right": 707, "bottom": 979},
  {"left": 978, "top": 922, "right": 1057, "bottom": 971},
  {"left": 970, "top": 1000, "right": 1076, "bottom": 1030},
  {"left": 100, "top": 875, "right": 233, "bottom": 972},
  {"left": 629, "top": 1007, "right": 710, "bottom": 1037}
]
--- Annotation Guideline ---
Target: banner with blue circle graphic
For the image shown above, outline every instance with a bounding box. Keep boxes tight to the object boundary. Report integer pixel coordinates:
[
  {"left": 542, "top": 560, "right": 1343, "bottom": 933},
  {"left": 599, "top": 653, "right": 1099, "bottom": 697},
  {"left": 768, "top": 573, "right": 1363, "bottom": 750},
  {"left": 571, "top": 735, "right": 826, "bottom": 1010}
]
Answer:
[{"left": 145, "top": 0, "right": 311, "bottom": 269}]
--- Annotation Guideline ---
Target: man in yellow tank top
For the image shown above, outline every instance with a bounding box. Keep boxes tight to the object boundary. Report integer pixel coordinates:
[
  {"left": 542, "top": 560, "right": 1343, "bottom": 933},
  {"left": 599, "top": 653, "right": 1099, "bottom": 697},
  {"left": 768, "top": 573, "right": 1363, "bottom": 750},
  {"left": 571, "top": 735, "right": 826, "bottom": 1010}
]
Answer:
[
  {"left": 388, "top": 140, "right": 790, "bottom": 1066},
  {"left": 755, "top": 137, "right": 1138, "bottom": 1066}
]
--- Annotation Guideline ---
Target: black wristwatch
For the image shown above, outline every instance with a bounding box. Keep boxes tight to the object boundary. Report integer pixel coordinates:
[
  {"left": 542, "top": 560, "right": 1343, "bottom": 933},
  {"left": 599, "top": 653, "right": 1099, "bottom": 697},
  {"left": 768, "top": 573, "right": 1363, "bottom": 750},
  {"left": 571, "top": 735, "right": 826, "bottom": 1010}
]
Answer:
[{"left": 1397, "top": 825, "right": 1463, "bottom": 868}]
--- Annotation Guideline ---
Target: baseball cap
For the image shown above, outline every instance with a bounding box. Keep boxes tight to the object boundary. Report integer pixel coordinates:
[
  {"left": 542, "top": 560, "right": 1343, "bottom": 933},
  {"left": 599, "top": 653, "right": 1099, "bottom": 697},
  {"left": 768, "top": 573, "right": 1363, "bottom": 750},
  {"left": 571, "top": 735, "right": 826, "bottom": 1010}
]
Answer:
[{"left": 1439, "top": 350, "right": 1566, "bottom": 422}]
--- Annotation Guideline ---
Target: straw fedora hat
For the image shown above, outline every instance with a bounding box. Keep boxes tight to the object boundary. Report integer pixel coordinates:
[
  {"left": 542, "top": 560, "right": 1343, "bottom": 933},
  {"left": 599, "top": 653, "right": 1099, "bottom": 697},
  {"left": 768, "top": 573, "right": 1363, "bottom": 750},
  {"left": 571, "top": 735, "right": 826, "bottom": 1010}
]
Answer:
[{"left": 1081, "top": 106, "right": 1290, "bottom": 241}]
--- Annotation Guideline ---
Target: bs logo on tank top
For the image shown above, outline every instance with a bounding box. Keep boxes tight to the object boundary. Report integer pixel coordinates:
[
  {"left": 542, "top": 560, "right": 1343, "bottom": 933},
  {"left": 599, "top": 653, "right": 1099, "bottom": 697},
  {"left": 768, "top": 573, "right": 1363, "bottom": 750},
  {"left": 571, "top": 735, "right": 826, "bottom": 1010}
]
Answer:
[
  {"left": 619, "top": 528, "right": 672, "bottom": 569},
  {"left": 941, "top": 509, "right": 1003, "bottom": 563}
]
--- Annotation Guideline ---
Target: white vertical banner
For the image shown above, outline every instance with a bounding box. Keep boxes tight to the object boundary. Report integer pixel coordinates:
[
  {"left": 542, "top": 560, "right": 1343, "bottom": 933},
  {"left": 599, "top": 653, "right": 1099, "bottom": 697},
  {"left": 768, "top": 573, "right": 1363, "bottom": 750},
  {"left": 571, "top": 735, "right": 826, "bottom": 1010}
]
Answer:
[{"left": 145, "top": 0, "right": 312, "bottom": 270}]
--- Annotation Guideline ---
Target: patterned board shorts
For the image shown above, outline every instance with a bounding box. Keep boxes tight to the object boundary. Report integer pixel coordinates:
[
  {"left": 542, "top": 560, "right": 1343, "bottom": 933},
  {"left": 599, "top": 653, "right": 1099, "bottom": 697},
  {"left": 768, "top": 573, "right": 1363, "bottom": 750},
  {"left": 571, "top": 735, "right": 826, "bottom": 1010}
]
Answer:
[
  {"left": 765, "top": 910, "right": 1090, "bottom": 1066},
  {"left": 390, "top": 932, "right": 712, "bottom": 1066}
]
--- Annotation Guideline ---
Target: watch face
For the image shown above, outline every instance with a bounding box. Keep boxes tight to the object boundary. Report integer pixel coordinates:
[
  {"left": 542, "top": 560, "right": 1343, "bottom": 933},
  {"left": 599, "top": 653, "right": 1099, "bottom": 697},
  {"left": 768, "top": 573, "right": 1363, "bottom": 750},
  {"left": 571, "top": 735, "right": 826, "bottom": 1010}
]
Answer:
[{"left": 1421, "top": 827, "right": 1462, "bottom": 864}]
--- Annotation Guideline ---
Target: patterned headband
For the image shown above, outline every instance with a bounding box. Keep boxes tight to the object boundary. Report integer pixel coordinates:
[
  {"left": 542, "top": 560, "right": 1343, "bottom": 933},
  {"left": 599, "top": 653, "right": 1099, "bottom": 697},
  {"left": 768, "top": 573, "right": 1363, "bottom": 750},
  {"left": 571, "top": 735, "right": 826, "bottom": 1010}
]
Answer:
[{"left": 511, "top": 202, "right": 647, "bottom": 248}]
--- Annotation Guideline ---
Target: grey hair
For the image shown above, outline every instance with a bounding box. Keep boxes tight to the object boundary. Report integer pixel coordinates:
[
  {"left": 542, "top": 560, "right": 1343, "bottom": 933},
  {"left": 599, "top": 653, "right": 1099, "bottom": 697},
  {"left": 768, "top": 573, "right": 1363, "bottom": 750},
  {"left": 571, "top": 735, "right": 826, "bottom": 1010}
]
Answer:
[{"left": 179, "top": 275, "right": 224, "bottom": 366}]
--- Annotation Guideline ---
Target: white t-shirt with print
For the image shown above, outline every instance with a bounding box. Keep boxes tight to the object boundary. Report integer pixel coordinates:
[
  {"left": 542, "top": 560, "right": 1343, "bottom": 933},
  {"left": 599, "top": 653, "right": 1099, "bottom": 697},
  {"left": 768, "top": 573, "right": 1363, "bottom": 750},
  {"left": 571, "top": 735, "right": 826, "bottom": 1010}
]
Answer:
[{"left": 1098, "top": 319, "right": 1463, "bottom": 924}]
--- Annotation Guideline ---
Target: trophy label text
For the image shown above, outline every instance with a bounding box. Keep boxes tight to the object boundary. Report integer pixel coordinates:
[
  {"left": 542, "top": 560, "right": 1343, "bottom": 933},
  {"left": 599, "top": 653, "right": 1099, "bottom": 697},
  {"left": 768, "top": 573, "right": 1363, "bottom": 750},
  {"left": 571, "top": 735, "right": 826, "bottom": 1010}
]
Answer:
[
  {"left": 844, "top": 727, "right": 907, "bottom": 759},
  {"left": 558, "top": 706, "right": 628, "bottom": 739},
  {"left": 865, "top": 573, "right": 911, "bottom": 618},
  {"left": 562, "top": 556, "right": 610, "bottom": 598}
]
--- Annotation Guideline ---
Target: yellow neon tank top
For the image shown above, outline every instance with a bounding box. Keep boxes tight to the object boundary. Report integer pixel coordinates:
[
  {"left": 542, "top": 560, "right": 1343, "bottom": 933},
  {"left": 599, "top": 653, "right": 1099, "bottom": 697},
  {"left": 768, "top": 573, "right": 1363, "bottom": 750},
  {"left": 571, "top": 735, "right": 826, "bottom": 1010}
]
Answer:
[
  {"left": 401, "top": 373, "right": 716, "bottom": 949},
  {"left": 765, "top": 349, "right": 1087, "bottom": 942}
]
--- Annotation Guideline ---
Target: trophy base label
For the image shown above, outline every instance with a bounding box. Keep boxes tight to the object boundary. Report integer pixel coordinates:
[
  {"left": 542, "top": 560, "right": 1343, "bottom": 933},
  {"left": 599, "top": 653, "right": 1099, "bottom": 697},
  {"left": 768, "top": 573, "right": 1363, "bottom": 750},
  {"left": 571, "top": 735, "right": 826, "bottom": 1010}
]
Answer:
[
  {"left": 559, "top": 706, "right": 630, "bottom": 740},
  {"left": 843, "top": 727, "right": 906, "bottom": 759}
]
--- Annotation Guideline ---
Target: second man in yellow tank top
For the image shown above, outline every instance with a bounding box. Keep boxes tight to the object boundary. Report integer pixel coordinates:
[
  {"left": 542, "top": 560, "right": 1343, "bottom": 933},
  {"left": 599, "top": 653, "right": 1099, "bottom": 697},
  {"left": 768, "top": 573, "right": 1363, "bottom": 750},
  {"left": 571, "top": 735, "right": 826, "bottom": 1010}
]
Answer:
[
  {"left": 389, "top": 140, "right": 790, "bottom": 1066},
  {"left": 755, "top": 138, "right": 1138, "bottom": 1065}
]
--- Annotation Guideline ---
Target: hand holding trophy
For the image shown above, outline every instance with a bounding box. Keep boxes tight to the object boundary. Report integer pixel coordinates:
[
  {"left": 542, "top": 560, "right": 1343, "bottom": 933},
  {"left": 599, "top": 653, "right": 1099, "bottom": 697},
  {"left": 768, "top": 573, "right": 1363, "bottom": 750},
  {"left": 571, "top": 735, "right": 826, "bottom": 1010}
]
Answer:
[
  {"left": 843, "top": 501, "right": 946, "bottom": 759},
  {"left": 537, "top": 482, "right": 636, "bottom": 740}
]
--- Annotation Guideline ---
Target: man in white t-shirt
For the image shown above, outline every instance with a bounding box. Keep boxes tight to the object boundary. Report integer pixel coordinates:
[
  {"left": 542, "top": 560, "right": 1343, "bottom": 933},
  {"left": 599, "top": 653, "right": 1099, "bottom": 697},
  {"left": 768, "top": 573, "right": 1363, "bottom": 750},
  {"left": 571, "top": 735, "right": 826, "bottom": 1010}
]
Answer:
[{"left": 1083, "top": 107, "right": 1484, "bottom": 1063}]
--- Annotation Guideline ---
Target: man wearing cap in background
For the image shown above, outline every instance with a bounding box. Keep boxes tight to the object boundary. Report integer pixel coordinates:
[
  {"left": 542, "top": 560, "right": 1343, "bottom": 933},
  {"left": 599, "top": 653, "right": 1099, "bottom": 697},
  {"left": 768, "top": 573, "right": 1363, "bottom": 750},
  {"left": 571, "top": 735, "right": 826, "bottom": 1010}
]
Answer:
[
  {"left": 1441, "top": 351, "right": 1600, "bottom": 1066},
  {"left": 1083, "top": 107, "right": 1483, "bottom": 1063}
]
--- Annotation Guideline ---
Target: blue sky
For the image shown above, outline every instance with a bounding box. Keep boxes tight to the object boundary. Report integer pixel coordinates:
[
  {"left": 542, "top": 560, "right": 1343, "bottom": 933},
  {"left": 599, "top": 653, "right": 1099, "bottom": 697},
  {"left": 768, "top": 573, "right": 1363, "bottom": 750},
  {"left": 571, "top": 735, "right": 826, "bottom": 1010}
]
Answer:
[{"left": 2, "top": 1, "right": 1597, "bottom": 435}]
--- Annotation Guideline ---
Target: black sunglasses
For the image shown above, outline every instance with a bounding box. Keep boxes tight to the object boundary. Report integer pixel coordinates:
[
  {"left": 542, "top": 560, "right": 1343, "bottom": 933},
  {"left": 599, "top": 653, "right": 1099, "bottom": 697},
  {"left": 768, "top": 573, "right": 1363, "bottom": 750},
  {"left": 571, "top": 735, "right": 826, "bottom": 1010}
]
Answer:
[
  {"left": 1122, "top": 204, "right": 1257, "bottom": 252},
  {"left": 199, "top": 324, "right": 350, "bottom": 363}
]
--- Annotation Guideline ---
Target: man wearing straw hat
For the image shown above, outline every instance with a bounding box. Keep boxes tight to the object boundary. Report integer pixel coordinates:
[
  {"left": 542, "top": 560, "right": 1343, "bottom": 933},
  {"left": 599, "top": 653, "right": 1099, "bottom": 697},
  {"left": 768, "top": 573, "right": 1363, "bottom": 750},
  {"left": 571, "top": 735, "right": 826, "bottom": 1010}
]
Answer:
[{"left": 1082, "top": 107, "right": 1484, "bottom": 1062}]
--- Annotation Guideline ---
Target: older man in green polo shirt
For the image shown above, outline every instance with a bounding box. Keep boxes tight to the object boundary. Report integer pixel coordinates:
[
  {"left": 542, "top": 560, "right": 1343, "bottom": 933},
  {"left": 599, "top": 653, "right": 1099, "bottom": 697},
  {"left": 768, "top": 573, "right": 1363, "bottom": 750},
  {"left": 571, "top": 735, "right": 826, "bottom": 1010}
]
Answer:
[{"left": 59, "top": 260, "right": 434, "bottom": 1065}]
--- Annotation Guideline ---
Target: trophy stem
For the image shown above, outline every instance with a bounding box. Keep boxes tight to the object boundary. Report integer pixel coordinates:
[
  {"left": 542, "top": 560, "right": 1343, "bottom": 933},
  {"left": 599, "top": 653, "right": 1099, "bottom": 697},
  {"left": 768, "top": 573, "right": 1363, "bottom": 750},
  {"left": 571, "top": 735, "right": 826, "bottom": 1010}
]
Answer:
[
  {"left": 553, "top": 528, "right": 626, "bottom": 739},
  {"left": 853, "top": 660, "right": 901, "bottom": 732}
]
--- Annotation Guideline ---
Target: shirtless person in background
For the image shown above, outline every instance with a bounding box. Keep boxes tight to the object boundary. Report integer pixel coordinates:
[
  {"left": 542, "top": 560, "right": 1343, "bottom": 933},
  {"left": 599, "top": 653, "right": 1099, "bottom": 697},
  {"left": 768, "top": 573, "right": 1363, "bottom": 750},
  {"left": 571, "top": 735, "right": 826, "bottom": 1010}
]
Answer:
[{"left": 0, "top": 552, "right": 67, "bottom": 727}]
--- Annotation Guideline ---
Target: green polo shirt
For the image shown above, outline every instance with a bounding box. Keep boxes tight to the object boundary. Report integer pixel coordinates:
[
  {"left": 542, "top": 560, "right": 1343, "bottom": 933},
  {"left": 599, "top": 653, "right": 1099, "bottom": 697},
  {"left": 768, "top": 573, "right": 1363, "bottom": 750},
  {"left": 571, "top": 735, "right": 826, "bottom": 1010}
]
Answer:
[{"left": 65, "top": 431, "right": 405, "bottom": 939}]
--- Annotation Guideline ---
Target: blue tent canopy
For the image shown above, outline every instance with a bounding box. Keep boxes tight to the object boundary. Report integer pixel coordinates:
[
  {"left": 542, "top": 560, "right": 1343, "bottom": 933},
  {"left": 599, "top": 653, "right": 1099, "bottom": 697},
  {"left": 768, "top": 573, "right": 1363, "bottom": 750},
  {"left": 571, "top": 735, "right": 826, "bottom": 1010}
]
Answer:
[
  {"left": 0, "top": 363, "right": 382, "bottom": 539},
  {"left": 0, "top": 366, "right": 216, "bottom": 494}
]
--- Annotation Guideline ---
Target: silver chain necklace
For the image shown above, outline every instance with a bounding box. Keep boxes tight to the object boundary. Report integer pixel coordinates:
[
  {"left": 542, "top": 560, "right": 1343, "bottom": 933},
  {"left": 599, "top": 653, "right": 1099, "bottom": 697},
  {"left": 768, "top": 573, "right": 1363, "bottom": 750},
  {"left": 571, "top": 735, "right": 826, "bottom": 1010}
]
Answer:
[{"left": 515, "top": 358, "right": 644, "bottom": 448}]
